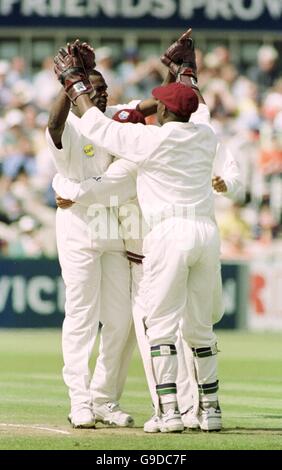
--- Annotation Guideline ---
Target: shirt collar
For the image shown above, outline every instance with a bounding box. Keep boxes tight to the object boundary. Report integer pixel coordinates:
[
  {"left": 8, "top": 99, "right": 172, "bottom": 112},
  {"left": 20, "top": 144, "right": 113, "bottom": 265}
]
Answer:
[{"left": 162, "top": 121, "right": 194, "bottom": 129}]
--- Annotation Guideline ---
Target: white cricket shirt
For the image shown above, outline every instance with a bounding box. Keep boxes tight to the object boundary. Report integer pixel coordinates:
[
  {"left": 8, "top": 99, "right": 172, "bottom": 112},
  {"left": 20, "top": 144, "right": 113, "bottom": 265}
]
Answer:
[
  {"left": 46, "top": 102, "right": 139, "bottom": 182},
  {"left": 80, "top": 103, "right": 218, "bottom": 226}
]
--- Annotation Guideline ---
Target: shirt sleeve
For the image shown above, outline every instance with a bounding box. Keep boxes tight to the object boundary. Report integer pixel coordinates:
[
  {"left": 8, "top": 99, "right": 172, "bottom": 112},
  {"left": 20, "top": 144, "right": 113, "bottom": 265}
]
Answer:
[
  {"left": 80, "top": 107, "right": 157, "bottom": 163},
  {"left": 45, "top": 123, "right": 71, "bottom": 176},
  {"left": 105, "top": 100, "right": 141, "bottom": 119},
  {"left": 52, "top": 173, "right": 81, "bottom": 201},
  {"left": 214, "top": 143, "right": 245, "bottom": 201},
  {"left": 52, "top": 159, "right": 137, "bottom": 207},
  {"left": 190, "top": 103, "right": 211, "bottom": 126}
]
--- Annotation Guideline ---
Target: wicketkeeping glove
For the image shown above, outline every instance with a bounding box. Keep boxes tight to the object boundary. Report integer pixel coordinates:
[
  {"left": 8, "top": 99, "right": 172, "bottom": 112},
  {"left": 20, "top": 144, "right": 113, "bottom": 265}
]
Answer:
[
  {"left": 74, "top": 40, "right": 96, "bottom": 71},
  {"left": 174, "top": 36, "right": 198, "bottom": 90},
  {"left": 161, "top": 28, "right": 198, "bottom": 86},
  {"left": 54, "top": 42, "right": 93, "bottom": 102},
  {"left": 161, "top": 28, "right": 192, "bottom": 65},
  {"left": 161, "top": 28, "right": 197, "bottom": 71}
]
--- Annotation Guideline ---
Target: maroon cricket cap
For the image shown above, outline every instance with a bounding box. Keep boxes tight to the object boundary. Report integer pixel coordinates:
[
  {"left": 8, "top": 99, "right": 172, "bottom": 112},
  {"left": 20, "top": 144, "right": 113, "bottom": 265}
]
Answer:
[
  {"left": 112, "top": 108, "right": 146, "bottom": 124},
  {"left": 152, "top": 82, "right": 199, "bottom": 118}
]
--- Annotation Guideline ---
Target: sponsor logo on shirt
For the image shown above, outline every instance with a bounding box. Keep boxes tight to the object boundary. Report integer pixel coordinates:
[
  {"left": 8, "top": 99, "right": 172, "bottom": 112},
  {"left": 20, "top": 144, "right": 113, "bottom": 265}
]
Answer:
[{"left": 83, "top": 144, "right": 95, "bottom": 157}]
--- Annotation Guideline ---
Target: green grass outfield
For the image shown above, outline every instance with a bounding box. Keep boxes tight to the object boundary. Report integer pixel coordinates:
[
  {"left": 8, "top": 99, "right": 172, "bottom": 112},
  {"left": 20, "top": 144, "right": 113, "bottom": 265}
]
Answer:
[{"left": 0, "top": 329, "right": 282, "bottom": 450}]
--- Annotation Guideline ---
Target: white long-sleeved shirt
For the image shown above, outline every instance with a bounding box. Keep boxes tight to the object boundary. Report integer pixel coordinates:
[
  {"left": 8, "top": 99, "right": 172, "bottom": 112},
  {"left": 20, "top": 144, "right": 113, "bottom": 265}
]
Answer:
[
  {"left": 77, "top": 103, "right": 217, "bottom": 225},
  {"left": 46, "top": 101, "right": 139, "bottom": 182},
  {"left": 52, "top": 106, "right": 242, "bottom": 207}
]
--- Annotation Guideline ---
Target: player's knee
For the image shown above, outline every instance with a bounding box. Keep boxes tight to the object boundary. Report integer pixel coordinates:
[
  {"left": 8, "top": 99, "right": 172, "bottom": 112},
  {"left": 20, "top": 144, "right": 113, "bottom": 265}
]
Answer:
[{"left": 150, "top": 344, "right": 177, "bottom": 357}]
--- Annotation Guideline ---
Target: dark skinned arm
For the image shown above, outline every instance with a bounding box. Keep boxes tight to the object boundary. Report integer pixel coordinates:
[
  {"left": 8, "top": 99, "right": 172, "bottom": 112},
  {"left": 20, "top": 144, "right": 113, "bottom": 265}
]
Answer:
[
  {"left": 48, "top": 88, "right": 71, "bottom": 149},
  {"left": 75, "top": 94, "right": 93, "bottom": 115},
  {"left": 193, "top": 88, "right": 206, "bottom": 105},
  {"left": 136, "top": 69, "right": 175, "bottom": 117},
  {"left": 74, "top": 91, "right": 154, "bottom": 118}
]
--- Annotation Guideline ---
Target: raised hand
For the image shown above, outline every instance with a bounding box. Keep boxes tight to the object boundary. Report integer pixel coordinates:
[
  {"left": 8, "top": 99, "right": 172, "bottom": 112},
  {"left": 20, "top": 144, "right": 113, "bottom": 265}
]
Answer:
[
  {"left": 54, "top": 47, "right": 74, "bottom": 83},
  {"left": 74, "top": 40, "right": 96, "bottom": 71},
  {"left": 161, "top": 28, "right": 193, "bottom": 66},
  {"left": 161, "top": 28, "right": 197, "bottom": 84},
  {"left": 53, "top": 41, "right": 93, "bottom": 102}
]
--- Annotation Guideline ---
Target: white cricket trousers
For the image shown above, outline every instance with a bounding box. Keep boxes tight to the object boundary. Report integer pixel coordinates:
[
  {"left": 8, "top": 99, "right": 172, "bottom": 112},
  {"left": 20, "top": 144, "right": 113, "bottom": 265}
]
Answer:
[
  {"left": 128, "top": 262, "right": 194, "bottom": 414},
  {"left": 124, "top": 247, "right": 223, "bottom": 414},
  {"left": 142, "top": 217, "right": 220, "bottom": 396},
  {"left": 56, "top": 206, "right": 132, "bottom": 409}
]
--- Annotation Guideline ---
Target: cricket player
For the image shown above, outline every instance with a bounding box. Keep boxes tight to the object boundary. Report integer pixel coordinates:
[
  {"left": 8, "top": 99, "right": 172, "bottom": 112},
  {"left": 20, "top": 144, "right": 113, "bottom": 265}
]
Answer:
[
  {"left": 47, "top": 42, "right": 148, "bottom": 429},
  {"left": 53, "top": 34, "right": 225, "bottom": 433},
  {"left": 53, "top": 108, "right": 198, "bottom": 432}
]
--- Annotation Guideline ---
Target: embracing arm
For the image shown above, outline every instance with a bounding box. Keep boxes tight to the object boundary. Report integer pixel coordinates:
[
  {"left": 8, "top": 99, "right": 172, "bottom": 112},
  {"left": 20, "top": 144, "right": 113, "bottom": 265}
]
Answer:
[
  {"left": 136, "top": 69, "right": 176, "bottom": 117},
  {"left": 53, "top": 160, "right": 137, "bottom": 207}
]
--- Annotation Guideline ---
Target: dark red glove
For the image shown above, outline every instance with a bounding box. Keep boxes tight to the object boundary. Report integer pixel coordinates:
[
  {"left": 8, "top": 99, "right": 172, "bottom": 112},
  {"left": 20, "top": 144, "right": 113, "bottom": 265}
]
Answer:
[
  {"left": 54, "top": 43, "right": 93, "bottom": 102},
  {"left": 161, "top": 28, "right": 192, "bottom": 65},
  {"left": 161, "top": 28, "right": 197, "bottom": 81},
  {"left": 181, "top": 38, "right": 197, "bottom": 79},
  {"left": 72, "top": 40, "right": 96, "bottom": 71}
]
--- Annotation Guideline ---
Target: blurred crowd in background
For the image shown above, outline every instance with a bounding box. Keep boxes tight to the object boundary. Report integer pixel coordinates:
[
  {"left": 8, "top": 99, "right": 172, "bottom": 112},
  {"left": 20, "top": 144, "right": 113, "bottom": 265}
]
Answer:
[{"left": 0, "top": 43, "right": 282, "bottom": 260}]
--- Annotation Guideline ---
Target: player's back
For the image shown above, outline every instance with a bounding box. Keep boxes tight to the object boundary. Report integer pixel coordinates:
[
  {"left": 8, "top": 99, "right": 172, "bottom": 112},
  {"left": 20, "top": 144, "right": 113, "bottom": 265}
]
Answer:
[{"left": 137, "top": 120, "right": 217, "bottom": 225}]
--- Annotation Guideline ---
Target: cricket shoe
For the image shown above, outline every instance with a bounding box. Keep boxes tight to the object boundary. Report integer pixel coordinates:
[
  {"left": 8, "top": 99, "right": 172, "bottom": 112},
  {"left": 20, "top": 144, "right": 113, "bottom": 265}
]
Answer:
[
  {"left": 143, "top": 415, "right": 161, "bottom": 433},
  {"left": 93, "top": 402, "right": 134, "bottom": 427},
  {"left": 181, "top": 407, "right": 200, "bottom": 430},
  {"left": 160, "top": 409, "right": 184, "bottom": 433},
  {"left": 68, "top": 407, "right": 96, "bottom": 429},
  {"left": 198, "top": 401, "right": 222, "bottom": 432}
]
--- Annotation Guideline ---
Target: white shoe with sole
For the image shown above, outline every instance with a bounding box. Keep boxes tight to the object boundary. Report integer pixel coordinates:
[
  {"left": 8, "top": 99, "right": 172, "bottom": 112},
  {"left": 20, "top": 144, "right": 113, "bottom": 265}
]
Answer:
[
  {"left": 198, "top": 401, "right": 222, "bottom": 432},
  {"left": 160, "top": 409, "right": 184, "bottom": 433},
  {"left": 93, "top": 402, "right": 134, "bottom": 427},
  {"left": 144, "top": 415, "right": 161, "bottom": 433},
  {"left": 68, "top": 407, "right": 96, "bottom": 429}
]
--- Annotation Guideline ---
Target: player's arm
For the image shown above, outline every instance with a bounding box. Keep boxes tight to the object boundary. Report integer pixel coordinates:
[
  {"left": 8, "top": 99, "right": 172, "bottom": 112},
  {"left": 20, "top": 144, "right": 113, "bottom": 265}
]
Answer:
[
  {"left": 137, "top": 31, "right": 195, "bottom": 118},
  {"left": 53, "top": 159, "right": 137, "bottom": 207},
  {"left": 161, "top": 28, "right": 206, "bottom": 108},
  {"left": 133, "top": 30, "right": 192, "bottom": 118},
  {"left": 48, "top": 88, "right": 70, "bottom": 149},
  {"left": 52, "top": 42, "right": 158, "bottom": 162},
  {"left": 48, "top": 40, "right": 96, "bottom": 149},
  {"left": 213, "top": 144, "right": 244, "bottom": 201},
  {"left": 80, "top": 105, "right": 156, "bottom": 163},
  {"left": 136, "top": 69, "right": 176, "bottom": 117}
]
